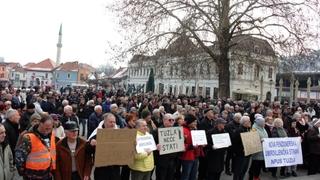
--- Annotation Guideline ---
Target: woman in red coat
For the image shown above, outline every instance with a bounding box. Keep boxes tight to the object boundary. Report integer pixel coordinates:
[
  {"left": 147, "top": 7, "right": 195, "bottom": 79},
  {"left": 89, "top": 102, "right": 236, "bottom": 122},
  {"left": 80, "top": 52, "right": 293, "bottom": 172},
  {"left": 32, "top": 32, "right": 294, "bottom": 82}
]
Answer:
[{"left": 180, "top": 114, "right": 204, "bottom": 180}]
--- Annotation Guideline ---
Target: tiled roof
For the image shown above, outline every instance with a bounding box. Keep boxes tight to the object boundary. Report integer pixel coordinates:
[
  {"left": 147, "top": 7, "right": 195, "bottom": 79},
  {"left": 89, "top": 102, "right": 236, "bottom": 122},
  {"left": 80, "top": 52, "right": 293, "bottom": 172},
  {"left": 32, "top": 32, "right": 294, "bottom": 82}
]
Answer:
[
  {"left": 79, "top": 63, "right": 95, "bottom": 72},
  {"left": 56, "top": 61, "right": 79, "bottom": 71},
  {"left": 24, "top": 58, "right": 56, "bottom": 71}
]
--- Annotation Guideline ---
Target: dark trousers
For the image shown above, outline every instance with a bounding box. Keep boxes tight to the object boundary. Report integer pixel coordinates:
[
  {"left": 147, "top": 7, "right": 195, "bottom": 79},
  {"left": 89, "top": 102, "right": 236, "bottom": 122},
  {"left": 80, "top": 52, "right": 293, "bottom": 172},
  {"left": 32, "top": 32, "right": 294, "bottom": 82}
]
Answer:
[
  {"left": 79, "top": 118, "right": 86, "bottom": 136},
  {"left": 308, "top": 154, "right": 320, "bottom": 175},
  {"left": 181, "top": 159, "right": 198, "bottom": 180},
  {"left": 175, "top": 159, "right": 182, "bottom": 180},
  {"left": 72, "top": 172, "right": 81, "bottom": 180},
  {"left": 131, "top": 170, "right": 152, "bottom": 180},
  {"left": 248, "top": 160, "right": 264, "bottom": 180},
  {"left": 94, "top": 166, "right": 121, "bottom": 180},
  {"left": 156, "top": 160, "right": 176, "bottom": 180},
  {"left": 233, "top": 156, "right": 250, "bottom": 180},
  {"left": 225, "top": 148, "right": 233, "bottom": 172},
  {"left": 198, "top": 157, "right": 207, "bottom": 180},
  {"left": 121, "top": 165, "right": 130, "bottom": 180},
  {"left": 207, "top": 172, "right": 222, "bottom": 180}
]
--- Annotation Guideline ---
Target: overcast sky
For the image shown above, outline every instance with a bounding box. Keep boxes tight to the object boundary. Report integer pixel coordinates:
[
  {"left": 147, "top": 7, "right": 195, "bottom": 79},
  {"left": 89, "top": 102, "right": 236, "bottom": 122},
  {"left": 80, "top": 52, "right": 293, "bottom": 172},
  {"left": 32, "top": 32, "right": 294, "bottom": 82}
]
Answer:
[{"left": 0, "top": 0, "right": 123, "bottom": 68}]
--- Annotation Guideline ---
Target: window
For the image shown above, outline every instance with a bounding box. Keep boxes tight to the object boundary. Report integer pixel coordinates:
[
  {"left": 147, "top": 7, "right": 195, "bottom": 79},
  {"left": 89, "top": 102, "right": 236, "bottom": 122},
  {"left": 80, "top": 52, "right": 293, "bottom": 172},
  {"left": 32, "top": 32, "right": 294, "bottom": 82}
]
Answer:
[
  {"left": 0, "top": 73, "right": 4, "bottom": 78},
  {"left": 170, "top": 66, "right": 173, "bottom": 76},
  {"left": 143, "top": 68, "right": 146, "bottom": 76},
  {"left": 56, "top": 73, "right": 59, "bottom": 78},
  {"left": 23, "top": 73, "right": 25, "bottom": 78},
  {"left": 67, "top": 73, "right": 71, "bottom": 79},
  {"left": 45, "top": 73, "right": 48, "bottom": 79},
  {"left": 12, "top": 72, "right": 14, "bottom": 77},
  {"left": 1, "top": 67, "right": 4, "bottom": 71},
  {"left": 238, "top": 63, "right": 243, "bottom": 75},
  {"left": 268, "top": 67, "right": 273, "bottom": 78},
  {"left": 254, "top": 65, "right": 260, "bottom": 78},
  {"left": 80, "top": 74, "right": 84, "bottom": 81}
]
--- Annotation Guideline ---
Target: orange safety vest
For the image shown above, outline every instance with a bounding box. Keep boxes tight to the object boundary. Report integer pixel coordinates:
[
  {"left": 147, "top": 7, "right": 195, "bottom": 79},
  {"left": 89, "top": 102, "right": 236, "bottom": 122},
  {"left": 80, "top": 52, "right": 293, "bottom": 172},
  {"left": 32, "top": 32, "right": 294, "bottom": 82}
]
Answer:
[{"left": 25, "top": 132, "right": 56, "bottom": 170}]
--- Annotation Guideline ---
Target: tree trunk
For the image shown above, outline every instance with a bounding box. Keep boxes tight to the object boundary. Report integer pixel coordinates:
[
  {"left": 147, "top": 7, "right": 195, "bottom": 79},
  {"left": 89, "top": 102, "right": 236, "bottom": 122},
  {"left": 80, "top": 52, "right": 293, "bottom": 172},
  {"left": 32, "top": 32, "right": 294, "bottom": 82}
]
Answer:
[{"left": 217, "top": 50, "right": 230, "bottom": 99}]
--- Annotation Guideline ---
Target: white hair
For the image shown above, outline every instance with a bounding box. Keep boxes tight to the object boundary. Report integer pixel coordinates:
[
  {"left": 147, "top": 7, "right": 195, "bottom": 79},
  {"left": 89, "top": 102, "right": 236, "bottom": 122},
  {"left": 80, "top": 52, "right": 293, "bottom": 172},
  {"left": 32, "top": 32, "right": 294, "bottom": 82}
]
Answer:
[
  {"left": 153, "top": 109, "right": 160, "bottom": 114},
  {"left": 94, "top": 105, "right": 102, "bottom": 112},
  {"left": 64, "top": 105, "right": 73, "bottom": 112},
  {"left": 240, "top": 116, "right": 250, "bottom": 125},
  {"left": 234, "top": 113, "right": 242, "bottom": 121},
  {"left": 62, "top": 99, "right": 69, "bottom": 106},
  {"left": 110, "top": 103, "right": 118, "bottom": 109},
  {"left": 273, "top": 118, "right": 284, "bottom": 128},
  {"left": 6, "top": 109, "right": 18, "bottom": 120}
]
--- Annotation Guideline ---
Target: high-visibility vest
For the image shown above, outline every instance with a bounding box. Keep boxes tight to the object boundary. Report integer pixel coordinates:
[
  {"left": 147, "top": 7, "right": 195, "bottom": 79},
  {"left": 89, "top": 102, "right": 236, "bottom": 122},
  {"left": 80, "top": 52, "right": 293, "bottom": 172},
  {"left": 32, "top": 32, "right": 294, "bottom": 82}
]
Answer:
[{"left": 25, "top": 132, "right": 56, "bottom": 170}]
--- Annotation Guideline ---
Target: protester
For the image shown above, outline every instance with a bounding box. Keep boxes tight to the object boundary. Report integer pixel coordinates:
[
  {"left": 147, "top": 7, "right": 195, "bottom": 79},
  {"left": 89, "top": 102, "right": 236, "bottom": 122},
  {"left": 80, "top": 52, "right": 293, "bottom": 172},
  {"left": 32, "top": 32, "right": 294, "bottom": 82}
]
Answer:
[
  {"left": 181, "top": 114, "right": 203, "bottom": 180},
  {"left": 19, "top": 103, "right": 35, "bottom": 132},
  {"left": 232, "top": 116, "right": 251, "bottom": 180},
  {"left": 248, "top": 116, "right": 268, "bottom": 180},
  {"left": 129, "top": 119, "right": 154, "bottom": 180},
  {"left": 306, "top": 118, "right": 320, "bottom": 175},
  {"left": 60, "top": 105, "right": 79, "bottom": 128},
  {"left": 55, "top": 121, "right": 92, "bottom": 180},
  {"left": 87, "top": 113, "right": 121, "bottom": 180},
  {"left": 3, "top": 109, "right": 20, "bottom": 155},
  {"left": 224, "top": 112, "right": 242, "bottom": 176},
  {"left": 0, "top": 123, "right": 16, "bottom": 180},
  {"left": 87, "top": 105, "right": 103, "bottom": 139},
  {"left": 15, "top": 114, "right": 56, "bottom": 180},
  {"left": 206, "top": 118, "right": 228, "bottom": 180},
  {"left": 153, "top": 113, "right": 179, "bottom": 180}
]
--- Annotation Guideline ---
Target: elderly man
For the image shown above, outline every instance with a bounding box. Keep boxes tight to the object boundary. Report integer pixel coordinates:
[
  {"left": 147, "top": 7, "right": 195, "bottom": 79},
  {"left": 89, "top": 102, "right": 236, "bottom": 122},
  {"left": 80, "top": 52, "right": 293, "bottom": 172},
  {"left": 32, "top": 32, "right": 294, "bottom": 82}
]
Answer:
[
  {"left": 60, "top": 105, "right": 79, "bottom": 129},
  {"left": 110, "top": 104, "right": 125, "bottom": 128},
  {"left": 153, "top": 113, "right": 178, "bottom": 180},
  {"left": 129, "top": 119, "right": 154, "bottom": 180},
  {"left": 232, "top": 116, "right": 252, "bottom": 180},
  {"left": 224, "top": 112, "right": 242, "bottom": 175},
  {"left": 87, "top": 105, "right": 103, "bottom": 139},
  {"left": 3, "top": 109, "right": 20, "bottom": 155},
  {"left": 55, "top": 121, "right": 92, "bottom": 180},
  {"left": 87, "top": 113, "right": 121, "bottom": 180},
  {"left": 15, "top": 114, "right": 56, "bottom": 180}
]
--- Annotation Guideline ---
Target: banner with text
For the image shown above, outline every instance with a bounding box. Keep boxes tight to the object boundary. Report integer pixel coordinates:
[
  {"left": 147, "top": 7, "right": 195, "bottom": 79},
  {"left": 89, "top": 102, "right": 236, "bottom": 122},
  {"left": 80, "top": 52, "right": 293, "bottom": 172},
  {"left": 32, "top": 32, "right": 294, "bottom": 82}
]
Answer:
[
  {"left": 158, "top": 127, "right": 185, "bottom": 155},
  {"left": 191, "top": 130, "right": 208, "bottom": 146},
  {"left": 263, "top": 137, "right": 303, "bottom": 168},
  {"left": 136, "top": 134, "right": 157, "bottom": 153}
]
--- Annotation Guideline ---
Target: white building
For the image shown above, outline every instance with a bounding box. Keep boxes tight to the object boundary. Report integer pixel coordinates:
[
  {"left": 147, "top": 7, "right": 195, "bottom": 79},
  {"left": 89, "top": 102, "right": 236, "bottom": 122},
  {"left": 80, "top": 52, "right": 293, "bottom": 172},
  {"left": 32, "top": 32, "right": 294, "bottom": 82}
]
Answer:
[
  {"left": 127, "top": 35, "right": 278, "bottom": 101},
  {"left": 24, "top": 59, "right": 55, "bottom": 87}
]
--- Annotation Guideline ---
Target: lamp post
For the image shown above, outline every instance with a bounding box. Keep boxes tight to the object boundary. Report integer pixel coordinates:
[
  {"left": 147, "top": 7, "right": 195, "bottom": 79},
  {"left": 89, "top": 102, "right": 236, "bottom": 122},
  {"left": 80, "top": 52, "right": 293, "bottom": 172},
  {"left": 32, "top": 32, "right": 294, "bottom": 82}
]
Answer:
[{"left": 269, "top": 79, "right": 273, "bottom": 101}]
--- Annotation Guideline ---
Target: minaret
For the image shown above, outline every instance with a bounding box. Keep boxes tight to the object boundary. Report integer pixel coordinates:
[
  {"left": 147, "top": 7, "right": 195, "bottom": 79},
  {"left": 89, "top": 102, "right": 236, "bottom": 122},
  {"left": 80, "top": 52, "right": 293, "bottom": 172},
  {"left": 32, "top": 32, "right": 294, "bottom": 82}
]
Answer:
[{"left": 56, "top": 24, "right": 62, "bottom": 66}]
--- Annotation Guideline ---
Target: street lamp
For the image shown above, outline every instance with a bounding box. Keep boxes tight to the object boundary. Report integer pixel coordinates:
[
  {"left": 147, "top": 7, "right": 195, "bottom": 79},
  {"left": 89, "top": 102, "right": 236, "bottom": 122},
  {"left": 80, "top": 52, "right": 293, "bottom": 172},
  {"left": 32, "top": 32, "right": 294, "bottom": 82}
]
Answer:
[{"left": 269, "top": 79, "right": 273, "bottom": 100}]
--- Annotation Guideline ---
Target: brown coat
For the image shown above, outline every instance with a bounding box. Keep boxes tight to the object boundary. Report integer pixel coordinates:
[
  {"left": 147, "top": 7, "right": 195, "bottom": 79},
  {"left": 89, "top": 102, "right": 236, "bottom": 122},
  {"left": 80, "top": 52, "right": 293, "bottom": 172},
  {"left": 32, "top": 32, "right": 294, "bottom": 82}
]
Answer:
[{"left": 55, "top": 137, "right": 92, "bottom": 180}]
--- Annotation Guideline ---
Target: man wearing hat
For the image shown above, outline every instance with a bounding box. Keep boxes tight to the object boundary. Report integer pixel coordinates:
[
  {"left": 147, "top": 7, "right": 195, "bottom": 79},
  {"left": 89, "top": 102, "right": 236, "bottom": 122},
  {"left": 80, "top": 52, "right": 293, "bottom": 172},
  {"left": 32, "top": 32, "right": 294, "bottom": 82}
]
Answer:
[
  {"left": 206, "top": 118, "right": 228, "bottom": 180},
  {"left": 20, "top": 103, "right": 35, "bottom": 132},
  {"left": 55, "top": 121, "right": 92, "bottom": 180},
  {"left": 198, "top": 108, "right": 218, "bottom": 180}
]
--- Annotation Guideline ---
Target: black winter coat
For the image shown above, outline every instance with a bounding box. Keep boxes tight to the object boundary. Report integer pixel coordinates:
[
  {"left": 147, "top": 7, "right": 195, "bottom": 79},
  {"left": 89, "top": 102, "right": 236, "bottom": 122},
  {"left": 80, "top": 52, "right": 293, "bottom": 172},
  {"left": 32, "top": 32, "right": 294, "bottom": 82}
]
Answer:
[
  {"left": 3, "top": 120, "right": 19, "bottom": 155},
  {"left": 232, "top": 125, "right": 251, "bottom": 157},
  {"left": 206, "top": 128, "right": 227, "bottom": 173},
  {"left": 307, "top": 126, "right": 320, "bottom": 155}
]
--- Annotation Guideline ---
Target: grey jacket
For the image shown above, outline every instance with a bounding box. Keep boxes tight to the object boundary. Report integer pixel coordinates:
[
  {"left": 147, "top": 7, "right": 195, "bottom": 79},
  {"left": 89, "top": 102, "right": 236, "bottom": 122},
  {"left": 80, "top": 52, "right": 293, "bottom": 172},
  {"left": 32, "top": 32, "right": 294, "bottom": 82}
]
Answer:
[
  {"left": 0, "top": 143, "right": 15, "bottom": 180},
  {"left": 251, "top": 123, "right": 268, "bottom": 160}
]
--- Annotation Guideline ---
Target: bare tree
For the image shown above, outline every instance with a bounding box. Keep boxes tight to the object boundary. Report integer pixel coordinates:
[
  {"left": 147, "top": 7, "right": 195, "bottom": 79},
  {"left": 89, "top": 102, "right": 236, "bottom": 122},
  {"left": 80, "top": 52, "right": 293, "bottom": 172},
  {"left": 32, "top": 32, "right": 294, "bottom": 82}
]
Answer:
[{"left": 109, "top": 0, "right": 320, "bottom": 98}]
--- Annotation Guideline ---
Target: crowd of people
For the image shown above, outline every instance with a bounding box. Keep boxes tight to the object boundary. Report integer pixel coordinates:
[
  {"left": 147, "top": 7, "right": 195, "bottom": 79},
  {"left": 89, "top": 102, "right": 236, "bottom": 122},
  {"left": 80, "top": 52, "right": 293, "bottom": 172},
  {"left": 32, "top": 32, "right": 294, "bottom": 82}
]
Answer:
[{"left": 1, "top": 86, "right": 320, "bottom": 180}]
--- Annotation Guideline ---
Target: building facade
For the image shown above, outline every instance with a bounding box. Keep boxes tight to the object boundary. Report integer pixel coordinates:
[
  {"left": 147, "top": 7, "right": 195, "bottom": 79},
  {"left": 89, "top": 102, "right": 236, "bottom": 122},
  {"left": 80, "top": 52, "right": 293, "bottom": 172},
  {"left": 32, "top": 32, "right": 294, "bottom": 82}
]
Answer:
[
  {"left": 127, "top": 36, "right": 278, "bottom": 100},
  {"left": 53, "top": 61, "right": 79, "bottom": 89},
  {"left": 24, "top": 59, "right": 55, "bottom": 87}
]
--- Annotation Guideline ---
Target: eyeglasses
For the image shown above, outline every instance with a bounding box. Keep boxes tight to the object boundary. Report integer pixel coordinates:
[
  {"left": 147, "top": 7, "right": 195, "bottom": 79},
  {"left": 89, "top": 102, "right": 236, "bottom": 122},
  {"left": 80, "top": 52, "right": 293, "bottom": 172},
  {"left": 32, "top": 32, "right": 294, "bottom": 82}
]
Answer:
[{"left": 168, "top": 119, "right": 175, "bottom": 122}]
